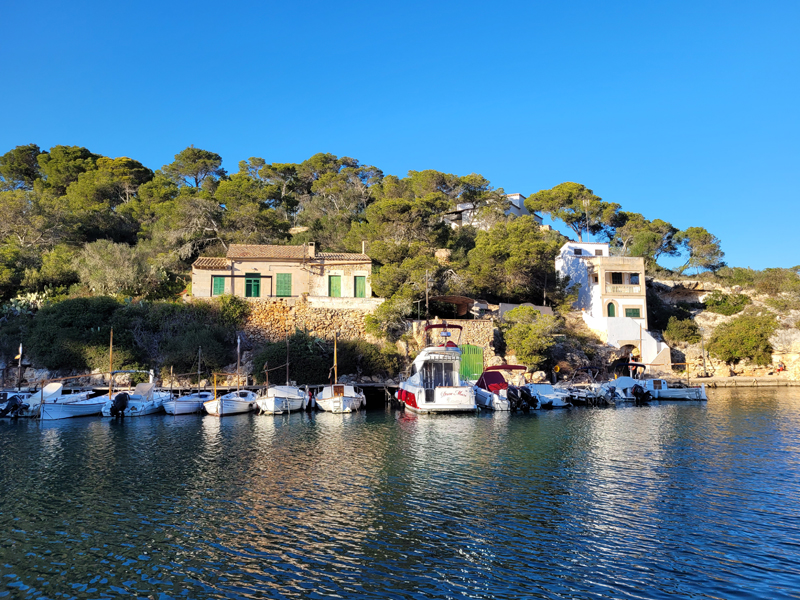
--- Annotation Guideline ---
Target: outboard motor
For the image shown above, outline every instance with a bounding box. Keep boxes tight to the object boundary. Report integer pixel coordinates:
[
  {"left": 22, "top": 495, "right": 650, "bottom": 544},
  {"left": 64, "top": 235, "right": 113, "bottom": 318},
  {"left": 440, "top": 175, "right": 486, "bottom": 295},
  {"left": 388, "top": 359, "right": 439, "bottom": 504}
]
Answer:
[
  {"left": 0, "top": 394, "right": 28, "bottom": 418},
  {"left": 520, "top": 386, "right": 537, "bottom": 411},
  {"left": 507, "top": 386, "right": 524, "bottom": 412},
  {"left": 110, "top": 392, "right": 129, "bottom": 418},
  {"left": 631, "top": 384, "right": 651, "bottom": 406}
]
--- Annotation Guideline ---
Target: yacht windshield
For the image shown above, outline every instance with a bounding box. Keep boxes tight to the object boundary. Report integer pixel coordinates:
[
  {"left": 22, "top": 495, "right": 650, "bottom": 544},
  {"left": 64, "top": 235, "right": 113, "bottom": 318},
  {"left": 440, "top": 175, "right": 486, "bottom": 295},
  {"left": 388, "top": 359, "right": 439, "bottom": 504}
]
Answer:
[{"left": 422, "top": 361, "right": 458, "bottom": 388}]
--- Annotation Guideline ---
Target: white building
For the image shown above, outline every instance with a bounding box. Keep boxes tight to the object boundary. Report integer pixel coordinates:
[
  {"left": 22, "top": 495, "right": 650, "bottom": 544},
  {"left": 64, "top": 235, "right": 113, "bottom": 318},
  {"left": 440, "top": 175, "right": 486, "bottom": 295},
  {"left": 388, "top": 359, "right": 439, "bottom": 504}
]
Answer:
[
  {"left": 556, "top": 241, "right": 671, "bottom": 369},
  {"left": 445, "top": 193, "right": 543, "bottom": 229}
]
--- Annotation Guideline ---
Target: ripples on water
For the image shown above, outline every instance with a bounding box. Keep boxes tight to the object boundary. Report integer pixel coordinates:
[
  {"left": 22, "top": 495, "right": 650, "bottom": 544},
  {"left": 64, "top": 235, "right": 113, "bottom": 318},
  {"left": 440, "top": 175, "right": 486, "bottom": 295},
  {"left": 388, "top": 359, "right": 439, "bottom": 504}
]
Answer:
[{"left": 2, "top": 389, "right": 800, "bottom": 599}]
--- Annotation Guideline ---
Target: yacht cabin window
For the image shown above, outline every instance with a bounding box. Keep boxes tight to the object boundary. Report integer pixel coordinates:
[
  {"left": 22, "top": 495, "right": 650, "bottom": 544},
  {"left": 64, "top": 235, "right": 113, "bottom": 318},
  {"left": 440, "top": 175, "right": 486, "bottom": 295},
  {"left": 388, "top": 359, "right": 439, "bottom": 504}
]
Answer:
[{"left": 421, "top": 361, "right": 457, "bottom": 388}]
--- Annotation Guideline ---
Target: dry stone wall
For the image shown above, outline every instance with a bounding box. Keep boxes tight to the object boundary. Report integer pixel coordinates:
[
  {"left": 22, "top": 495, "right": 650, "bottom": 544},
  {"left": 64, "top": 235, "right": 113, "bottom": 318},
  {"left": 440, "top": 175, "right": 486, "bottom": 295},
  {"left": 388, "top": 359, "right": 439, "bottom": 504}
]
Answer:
[{"left": 244, "top": 297, "right": 381, "bottom": 344}]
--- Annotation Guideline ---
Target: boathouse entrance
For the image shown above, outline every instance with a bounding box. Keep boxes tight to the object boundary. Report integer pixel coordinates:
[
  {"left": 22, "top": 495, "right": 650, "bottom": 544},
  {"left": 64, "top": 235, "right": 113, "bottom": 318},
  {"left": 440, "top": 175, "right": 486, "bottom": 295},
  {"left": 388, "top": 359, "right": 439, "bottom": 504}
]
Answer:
[{"left": 459, "top": 344, "right": 484, "bottom": 381}]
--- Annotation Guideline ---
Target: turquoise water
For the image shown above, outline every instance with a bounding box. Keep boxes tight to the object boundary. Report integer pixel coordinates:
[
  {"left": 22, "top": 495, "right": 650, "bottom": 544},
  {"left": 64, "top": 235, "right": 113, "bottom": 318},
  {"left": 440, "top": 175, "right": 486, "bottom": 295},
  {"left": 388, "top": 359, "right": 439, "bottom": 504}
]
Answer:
[{"left": 1, "top": 388, "right": 799, "bottom": 599}]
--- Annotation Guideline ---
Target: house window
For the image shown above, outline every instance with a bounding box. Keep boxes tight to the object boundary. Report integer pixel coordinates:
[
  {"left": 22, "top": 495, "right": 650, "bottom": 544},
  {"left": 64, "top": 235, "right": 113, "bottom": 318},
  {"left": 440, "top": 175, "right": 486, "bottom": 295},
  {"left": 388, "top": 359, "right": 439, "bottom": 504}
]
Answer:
[
  {"left": 245, "top": 273, "right": 261, "bottom": 298},
  {"left": 212, "top": 276, "right": 225, "bottom": 296},
  {"left": 630, "top": 273, "right": 640, "bottom": 285},
  {"left": 328, "top": 275, "right": 341, "bottom": 297},
  {"left": 574, "top": 248, "right": 583, "bottom": 256},
  {"left": 276, "top": 273, "right": 292, "bottom": 297},
  {"left": 592, "top": 274, "right": 599, "bottom": 284},
  {"left": 607, "top": 303, "right": 616, "bottom": 317},
  {"left": 354, "top": 276, "right": 366, "bottom": 298},
  {"left": 595, "top": 249, "right": 603, "bottom": 256},
  {"left": 625, "top": 308, "right": 641, "bottom": 318},
  {"left": 611, "top": 272, "right": 623, "bottom": 285}
]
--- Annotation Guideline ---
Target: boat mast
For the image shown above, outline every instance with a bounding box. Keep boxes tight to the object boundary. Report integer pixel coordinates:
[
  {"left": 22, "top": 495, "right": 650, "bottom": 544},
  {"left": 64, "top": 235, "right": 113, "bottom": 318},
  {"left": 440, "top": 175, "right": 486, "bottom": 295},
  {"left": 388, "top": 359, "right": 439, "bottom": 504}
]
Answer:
[
  {"left": 286, "top": 336, "right": 290, "bottom": 385},
  {"left": 197, "top": 347, "right": 202, "bottom": 394},
  {"left": 108, "top": 328, "right": 114, "bottom": 402},
  {"left": 334, "top": 332, "right": 338, "bottom": 384},
  {"left": 236, "top": 335, "right": 241, "bottom": 392}
]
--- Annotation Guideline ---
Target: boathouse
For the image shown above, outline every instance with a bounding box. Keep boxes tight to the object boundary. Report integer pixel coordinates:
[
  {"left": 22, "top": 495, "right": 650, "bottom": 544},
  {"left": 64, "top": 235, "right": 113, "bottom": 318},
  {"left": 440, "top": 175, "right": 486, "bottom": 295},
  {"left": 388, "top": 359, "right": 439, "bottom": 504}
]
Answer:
[{"left": 191, "top": 242, "right": 374, "bottom": 300}]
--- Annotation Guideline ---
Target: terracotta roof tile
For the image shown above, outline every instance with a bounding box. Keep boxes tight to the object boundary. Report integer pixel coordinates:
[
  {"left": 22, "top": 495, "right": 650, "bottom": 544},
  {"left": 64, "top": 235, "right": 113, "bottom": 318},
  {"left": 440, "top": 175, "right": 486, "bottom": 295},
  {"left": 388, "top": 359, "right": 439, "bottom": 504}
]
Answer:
[
  {"left": 317, "top": 253, "right": 371, "bottom": 261},
  {"left": 193, "top": 257, "right": 229, "bottom": 270},
  {"left": 227, "top": 244, "right": 307, "bottom": 259}
]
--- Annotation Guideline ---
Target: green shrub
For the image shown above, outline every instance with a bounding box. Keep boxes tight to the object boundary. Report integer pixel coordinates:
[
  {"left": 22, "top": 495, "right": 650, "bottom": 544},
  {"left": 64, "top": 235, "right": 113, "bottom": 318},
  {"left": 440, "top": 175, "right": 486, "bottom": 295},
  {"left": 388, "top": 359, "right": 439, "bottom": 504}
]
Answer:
[
  {"left": 663, "top": 317, "right": 701, "bottom": 345},
  {"left": 253, "top": 332, "right": 403, "bottom": 385},
  {"left": 708, "top": 313, "right": 777, "bottom": 365},
  {"left": 500, "top": 306, "right": 560, "bottom": 369},
  {"left": 703, "top": 290, "right": 751, "bottom": 316},
  {"left": 765, "top": 295, "right": 800, "bottom": 312},
  {"left": 216, "top": 294, "right": 251, "bottom": 327}
]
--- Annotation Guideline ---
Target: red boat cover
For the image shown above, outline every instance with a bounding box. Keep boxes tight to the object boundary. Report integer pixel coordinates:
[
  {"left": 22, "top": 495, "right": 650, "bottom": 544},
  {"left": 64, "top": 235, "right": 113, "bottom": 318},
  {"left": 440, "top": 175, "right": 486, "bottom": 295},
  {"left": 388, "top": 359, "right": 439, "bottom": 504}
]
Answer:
[{"left": 476, "top": 370, "right": 508, "bottom": 392}]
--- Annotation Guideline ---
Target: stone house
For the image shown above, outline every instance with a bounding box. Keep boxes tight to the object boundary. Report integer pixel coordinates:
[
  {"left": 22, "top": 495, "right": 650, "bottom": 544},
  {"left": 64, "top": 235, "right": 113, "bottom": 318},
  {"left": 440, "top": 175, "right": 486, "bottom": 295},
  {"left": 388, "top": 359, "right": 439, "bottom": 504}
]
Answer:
[{"left": 191, "top": 242, "right": 374, "bottom": 301}]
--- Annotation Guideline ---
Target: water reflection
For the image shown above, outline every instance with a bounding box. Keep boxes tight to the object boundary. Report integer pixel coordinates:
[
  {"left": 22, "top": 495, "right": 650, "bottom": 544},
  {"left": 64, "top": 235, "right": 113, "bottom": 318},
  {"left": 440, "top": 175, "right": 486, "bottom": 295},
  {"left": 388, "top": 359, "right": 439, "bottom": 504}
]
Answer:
[{"left": 1, "top": 391, "right": 800, "bottom": 599}]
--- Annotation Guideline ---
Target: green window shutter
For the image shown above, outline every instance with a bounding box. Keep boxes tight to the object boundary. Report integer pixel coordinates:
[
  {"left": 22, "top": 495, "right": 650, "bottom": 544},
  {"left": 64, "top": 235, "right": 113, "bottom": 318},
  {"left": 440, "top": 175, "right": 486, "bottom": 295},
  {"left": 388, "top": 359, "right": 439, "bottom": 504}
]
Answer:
[
  {"left": 607, "top": 303, "right": 615, "bottom": 317},
  {"left": 354, "top": 276, "right": 366, "bottom": 298},
  {"left": 245, "top": 273, "right": 260, "bottom": 298},
  {"left": 212, "top": 276, "right": 225, "bottom": 296},
  {"left": 625, "top": 308, "right": 641, "bottom": 318},
  {"left": 329, "top": 275, "right": 341, "bottom": 297},
  {"left": 276, "top": 273, "right": 292, "bottom": 297}
]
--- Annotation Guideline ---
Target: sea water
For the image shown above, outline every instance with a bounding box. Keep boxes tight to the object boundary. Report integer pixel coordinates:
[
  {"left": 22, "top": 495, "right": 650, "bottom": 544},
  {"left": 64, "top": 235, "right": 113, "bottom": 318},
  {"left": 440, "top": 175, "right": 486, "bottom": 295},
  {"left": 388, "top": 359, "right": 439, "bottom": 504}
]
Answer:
[{"left": 1, "top": 388, "right": 799, "bottom": 599}]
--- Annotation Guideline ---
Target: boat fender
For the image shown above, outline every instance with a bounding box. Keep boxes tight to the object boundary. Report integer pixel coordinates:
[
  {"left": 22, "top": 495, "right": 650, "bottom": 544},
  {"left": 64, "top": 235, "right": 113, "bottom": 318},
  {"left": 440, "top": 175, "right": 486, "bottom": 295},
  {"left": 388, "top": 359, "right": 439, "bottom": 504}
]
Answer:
[{"left": 110, "top": 393, "right": 129, "bottom": 418}]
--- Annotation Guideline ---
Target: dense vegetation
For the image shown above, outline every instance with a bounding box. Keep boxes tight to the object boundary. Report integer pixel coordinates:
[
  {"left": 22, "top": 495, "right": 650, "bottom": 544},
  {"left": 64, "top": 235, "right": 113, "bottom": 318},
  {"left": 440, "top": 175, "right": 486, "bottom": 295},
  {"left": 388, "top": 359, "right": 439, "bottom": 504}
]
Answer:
[
  {"left": 708, "top": 312, "right": 778, "bottom": 366},
  {"left": 0, "top": 141, "right": 794, "bottom": 374}
]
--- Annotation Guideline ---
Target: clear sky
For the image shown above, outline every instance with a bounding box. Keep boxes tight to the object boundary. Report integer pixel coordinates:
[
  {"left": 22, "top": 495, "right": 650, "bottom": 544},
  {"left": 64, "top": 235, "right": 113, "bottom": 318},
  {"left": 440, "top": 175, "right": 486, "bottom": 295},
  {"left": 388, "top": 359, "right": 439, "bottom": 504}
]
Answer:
[{"left": 2, "top": 1, "right": 798, "bottom": 270}]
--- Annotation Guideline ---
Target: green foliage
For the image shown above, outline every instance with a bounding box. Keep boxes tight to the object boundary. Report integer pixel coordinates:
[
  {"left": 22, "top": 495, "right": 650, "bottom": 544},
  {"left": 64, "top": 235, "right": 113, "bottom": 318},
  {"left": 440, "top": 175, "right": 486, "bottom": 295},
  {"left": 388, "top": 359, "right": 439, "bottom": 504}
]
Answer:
[
  {"left": 215, "top": 294, "right": 251, "bottom": 328},
  {"left": 611, "top": 212, "right": 679, "bottom": 270},
  {"left": 675, "top": 227, "right": 725, "bottom": 274},
  {"left": 253, "top": 331, "right": 402, "bottom": 385},
  {"left": 21, "top": 244, "right": 80, "bottom": 291},
  {"left": 703, "top": 290, "right": 751, "bottom": 316},
  {"left": 663, "top": 317, "right": 701, "bottom": 345},
  {"left": 500, "top": 306, "right": 560, "bottom": 368},
  {"left": 162, "top": 145, "right": 226, "bottom": 189},
  {"left": 365, "top": 289, "right": 414, "bottom": 341},
  {"left": 0, "top": 144, "right": 43, "bottom": 190},
  {"left": 708, "top": 313, "right": 777, "bottom": 365},
  {"left": 765, "top": 295, "right": 800, "bottom": 312},
  {"left": 752, "top": 268, "right": 800, "bottom": 296},
  {"left": 525, "top": 182, "right": 621, "bottom": 242},
  {"left": 466, "top": 216, "right": 565, "bottom": 304},
  {"left": 36, "top": 145, "right": 101, "bottom": 195},
  {"left": 75, "top": 240, "right": 165, "bottom": 296}
]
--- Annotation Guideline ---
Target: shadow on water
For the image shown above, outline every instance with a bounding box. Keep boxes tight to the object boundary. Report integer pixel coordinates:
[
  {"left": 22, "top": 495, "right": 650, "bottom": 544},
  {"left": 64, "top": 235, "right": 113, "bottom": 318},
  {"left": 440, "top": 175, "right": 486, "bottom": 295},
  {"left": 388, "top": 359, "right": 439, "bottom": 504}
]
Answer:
[{"left": 1, "top": 388, "right": 800, "bottom": 599}]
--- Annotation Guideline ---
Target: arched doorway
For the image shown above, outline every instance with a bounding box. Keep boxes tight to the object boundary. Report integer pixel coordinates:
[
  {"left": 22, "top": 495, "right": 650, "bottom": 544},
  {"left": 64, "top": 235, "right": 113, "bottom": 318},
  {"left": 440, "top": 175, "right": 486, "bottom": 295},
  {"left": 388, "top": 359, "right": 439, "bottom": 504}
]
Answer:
[{"left": 607, "top": 302, "right": 615, "bottom": 317}]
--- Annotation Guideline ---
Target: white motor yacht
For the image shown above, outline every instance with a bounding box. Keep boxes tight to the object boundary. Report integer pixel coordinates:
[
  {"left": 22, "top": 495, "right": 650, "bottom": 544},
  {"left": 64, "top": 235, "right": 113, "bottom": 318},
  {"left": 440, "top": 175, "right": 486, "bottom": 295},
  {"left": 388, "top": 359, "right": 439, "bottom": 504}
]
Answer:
[
  {"left": 473, "top": 365, "right": 537, "bottom": 411},
  {"left": 396, "top": 323, "right": 477, "bottom": 414}
]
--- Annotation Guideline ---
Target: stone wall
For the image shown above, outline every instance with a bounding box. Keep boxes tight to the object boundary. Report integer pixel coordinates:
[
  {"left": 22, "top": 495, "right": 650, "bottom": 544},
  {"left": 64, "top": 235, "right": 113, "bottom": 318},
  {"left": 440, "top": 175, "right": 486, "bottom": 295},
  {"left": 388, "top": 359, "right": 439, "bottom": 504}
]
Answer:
[
  {"left": 408, "top": 318, "right": 498, "bottom": 358},
  {"left": 243, "top": 297, "right": 382, "bottom": 345}
]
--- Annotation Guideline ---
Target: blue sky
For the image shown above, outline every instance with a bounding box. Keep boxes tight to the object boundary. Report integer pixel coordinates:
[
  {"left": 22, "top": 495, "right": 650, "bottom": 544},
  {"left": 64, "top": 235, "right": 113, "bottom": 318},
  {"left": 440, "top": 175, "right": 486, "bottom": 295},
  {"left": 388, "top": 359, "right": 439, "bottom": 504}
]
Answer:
[{"left": 2, "top": 1, "right": 798, "bottom": 270}]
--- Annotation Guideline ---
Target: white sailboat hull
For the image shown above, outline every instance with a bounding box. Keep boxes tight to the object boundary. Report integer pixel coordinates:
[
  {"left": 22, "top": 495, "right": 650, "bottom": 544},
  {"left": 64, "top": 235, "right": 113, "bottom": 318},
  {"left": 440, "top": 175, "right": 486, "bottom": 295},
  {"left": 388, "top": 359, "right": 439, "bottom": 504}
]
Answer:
[
  {"left": 164, "top": 392, "right": 213, "bottom": 415},
  {"left": 256, "top": 386, "right": 307, "bottom": 414},
  {"left": 204, "top": 390, "right": 257, "bottom": 416},
  {"left": 41, "top": 397, "right": 104, "bottom": 420},
  {"left": 314, "top": 384, "right": 366, "bottom": 414}
]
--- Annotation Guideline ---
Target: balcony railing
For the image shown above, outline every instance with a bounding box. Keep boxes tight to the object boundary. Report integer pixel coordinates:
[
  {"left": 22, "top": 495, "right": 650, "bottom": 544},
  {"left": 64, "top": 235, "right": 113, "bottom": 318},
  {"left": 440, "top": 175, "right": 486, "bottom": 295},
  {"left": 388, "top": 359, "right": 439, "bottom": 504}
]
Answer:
[{"left": 606, "top": 284, "right": 641, "bottom": 294}]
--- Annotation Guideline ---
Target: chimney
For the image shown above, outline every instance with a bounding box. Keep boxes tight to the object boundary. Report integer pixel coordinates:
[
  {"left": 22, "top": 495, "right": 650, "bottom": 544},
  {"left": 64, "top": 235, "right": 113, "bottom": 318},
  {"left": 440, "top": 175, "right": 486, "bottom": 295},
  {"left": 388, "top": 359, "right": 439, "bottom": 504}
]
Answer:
[
  {"left": 307, "top": 242, "right": 315, "bottom": 257},
  {"left": 362, "top": 240, "right": 366, "bottom": 255}
]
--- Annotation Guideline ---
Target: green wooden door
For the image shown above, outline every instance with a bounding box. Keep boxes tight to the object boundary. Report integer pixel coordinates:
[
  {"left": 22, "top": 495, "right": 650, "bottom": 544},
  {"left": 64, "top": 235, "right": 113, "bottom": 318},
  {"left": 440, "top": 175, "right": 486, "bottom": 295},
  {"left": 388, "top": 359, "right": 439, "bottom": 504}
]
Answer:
[
  {"left": 329, "top": 275, "right": 341, "bottom": 297},
  {"left": 354, "top": 276, "right": 366, "bottom": 298},
  {"left": 607, "top": 303, "right": 615, "bottom": 317},
  {"left": 459, "top": 344, "right": 484, "bottom": 382},
  {"left": 245, "top": 273, "right": 261, "bottom": 297},
  {"left": 212, "top": 276, "right": 225, "bottom": 296}
]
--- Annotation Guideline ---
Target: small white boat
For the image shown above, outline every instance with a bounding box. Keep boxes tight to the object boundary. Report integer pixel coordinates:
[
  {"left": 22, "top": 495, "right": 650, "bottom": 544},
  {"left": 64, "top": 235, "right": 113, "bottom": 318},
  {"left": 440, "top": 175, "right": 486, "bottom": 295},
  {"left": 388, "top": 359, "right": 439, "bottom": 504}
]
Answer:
[
  {"left": 473, "top": 365, "right": 537, "bottom": 411},
  {"left": 314, "top": 384, "right": 365, "bottom": 413},
  {"left": 164, "top": 391, "right": 214, "bottom": 415},
  {"left": 525, "top": 383, "right": 573, "bottom": 409},
  {"left": 601, "top": 376, "right": 708, "bottom": 403},
  {"left": 396, "top": 323, "right": 477, "bottom": 414},
  {"left": 204, "top": 389, "right": 257, "bottom": 416},
  {"left": 102, "top": 383, "right": 170, "bottom": 417},
  {"left": 40, "top": 383, "right": 105, "bottom": 420},
  {"left": 257, "top": 385, "right": 307, "bottom": 414}
]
